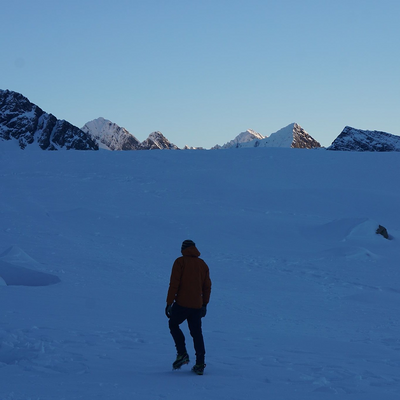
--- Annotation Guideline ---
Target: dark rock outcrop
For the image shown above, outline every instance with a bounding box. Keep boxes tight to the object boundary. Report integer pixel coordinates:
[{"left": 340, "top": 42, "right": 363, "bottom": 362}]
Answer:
[
  {"left": 291, "top": 123, "right": 322, "bottom": 149},
  {"left": 376, "top": 225, "right": 389, "bottom": 239}
]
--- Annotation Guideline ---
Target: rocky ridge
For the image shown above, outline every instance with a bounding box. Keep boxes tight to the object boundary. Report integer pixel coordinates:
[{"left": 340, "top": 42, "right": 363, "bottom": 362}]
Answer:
[
  {"left": 0, "top": 90, "right": 98, "bottom": 150},
  {"left": 327, "top": 126, "right": 400, "bottom": 152}
]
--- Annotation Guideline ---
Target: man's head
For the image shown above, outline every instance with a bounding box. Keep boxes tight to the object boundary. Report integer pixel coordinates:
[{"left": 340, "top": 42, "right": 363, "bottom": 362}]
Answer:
[{"left": 181, "top": 239, "right": 196, "bottom": 252}]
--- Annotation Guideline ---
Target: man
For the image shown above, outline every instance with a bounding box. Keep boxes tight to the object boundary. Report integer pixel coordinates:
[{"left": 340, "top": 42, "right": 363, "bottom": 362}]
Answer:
[{"left": 166, "top": 240, "right": 212, "bottom": 375}]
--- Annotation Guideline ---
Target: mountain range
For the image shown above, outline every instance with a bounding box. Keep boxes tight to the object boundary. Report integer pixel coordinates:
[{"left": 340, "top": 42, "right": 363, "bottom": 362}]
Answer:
[
  {"left": 214, "top": 123, "right": 321, "bottom": 149},
  {"left": 1, "top": 89, "right": 400, "bottom": 152},
  {"left": 81, "top": 118, "right": 178, "bottom": 151}
]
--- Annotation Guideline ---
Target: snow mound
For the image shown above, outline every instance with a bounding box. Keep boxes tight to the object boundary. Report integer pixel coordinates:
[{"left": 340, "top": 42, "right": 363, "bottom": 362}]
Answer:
[
  {"left": 0, "top": 247, "right": 60, "bottom": 286},
  {"left": 345, "top": 219, "right": 387, "bottom": 241},
  {"left": 0, "top": 245, "right": 42, "bottom": 269},
  {"left": 0, "top": 260, "right": 61, "bottom": 286},
  {"left": 306, "top": 218, "right": 367, "bottom": 241},
  {"left": 307, "top": 218, "right": 389, "bottom": 243}
]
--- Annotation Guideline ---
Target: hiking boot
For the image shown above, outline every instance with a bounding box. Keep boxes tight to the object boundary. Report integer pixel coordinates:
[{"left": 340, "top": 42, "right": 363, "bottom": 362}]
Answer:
[
  {"left": 192, "top": 363, "right": 206, "bottom": 375},
  {"left": 172, "top": 353, "right": 190, "bottom": 370}
]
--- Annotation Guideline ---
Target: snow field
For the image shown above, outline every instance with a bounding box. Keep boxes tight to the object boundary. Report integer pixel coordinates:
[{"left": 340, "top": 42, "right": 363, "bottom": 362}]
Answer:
[{"left": 0, "top": 146, "right": 400, "bottom": 399}]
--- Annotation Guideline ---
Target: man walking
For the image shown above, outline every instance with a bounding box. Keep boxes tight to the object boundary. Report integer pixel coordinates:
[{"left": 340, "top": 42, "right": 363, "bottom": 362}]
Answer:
[{"left": 166, "top": 240, "right": 212, "bottom": 375}]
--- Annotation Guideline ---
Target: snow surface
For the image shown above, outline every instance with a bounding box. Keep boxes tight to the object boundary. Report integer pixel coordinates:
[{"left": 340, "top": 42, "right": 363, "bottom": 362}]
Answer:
[{"left": 1, "top": 144, "right": 400, "bottom": 399}]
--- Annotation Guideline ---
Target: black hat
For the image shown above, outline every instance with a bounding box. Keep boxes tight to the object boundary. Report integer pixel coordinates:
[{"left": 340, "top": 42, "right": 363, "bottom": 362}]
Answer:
[{"left": 181, "top": 240, "right": 196, "bottom": 251}]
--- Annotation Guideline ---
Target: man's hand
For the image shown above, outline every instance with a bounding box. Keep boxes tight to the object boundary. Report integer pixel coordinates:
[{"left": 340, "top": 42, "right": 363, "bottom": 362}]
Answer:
[
  {"left": 165, "top": 304, "right": 173, "bottom": 318},
  {"left": 201, "top": 304, "right": 207, "bottom": 318}
]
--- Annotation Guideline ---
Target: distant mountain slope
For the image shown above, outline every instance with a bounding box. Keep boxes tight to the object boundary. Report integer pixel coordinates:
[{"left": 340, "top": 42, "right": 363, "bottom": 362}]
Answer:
[
  {"left": 327, "top": 126, "right": 400, "bottom": 152},
  {"left": 235, "top": 123, "right": 321, "bottom": 149},
  {"left": 82, "top": 117, "right": 179, "bottom": 150},
  {"left": 212, "top": 129, "right": 264, "bottom": 149},
  {"left": 0, "top": 90, "right": 98, "bottom": 150}
]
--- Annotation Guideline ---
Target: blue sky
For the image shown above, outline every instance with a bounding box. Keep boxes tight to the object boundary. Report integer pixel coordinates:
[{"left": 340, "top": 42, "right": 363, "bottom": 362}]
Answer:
[{"left": 2, "top": 0, "right": 399, "bottom": 148}]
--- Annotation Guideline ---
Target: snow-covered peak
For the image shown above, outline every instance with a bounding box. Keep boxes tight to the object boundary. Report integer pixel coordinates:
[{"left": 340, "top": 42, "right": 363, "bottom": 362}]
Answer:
[
  {"left": 327, "top": 126, "right": 400, "bottom": 152},
  {"left": 82, "top": 117, "right": 114, "bottom": 137},
  {"left": 261, "top": 123, "right": 297, "bottom": 148},
  {"left": 212, "top": 129, "right": 264, "bottom": 149},
  {"left": 141, "top": 131, "right": 179, "bottom": 150},
  {"left": 82, "top": 117, "right": 141, "bottom": 151}
]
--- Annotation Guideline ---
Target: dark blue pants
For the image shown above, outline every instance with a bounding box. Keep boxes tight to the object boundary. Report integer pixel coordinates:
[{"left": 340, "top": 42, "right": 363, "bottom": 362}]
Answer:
[{"left": 169, "top": 303, "right": 205, "bottom": 365}]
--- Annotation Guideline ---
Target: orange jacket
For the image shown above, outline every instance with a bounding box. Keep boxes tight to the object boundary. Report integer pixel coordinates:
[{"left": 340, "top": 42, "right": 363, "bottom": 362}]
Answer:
[{"left": 166, "top": 246, "right": 211, "bottom": 309}]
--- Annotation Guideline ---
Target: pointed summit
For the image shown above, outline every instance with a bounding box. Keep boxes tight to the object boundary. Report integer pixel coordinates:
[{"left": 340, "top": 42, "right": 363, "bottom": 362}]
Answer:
[{"left": 140, "top": 131, "right": 179, "bottom": 150}]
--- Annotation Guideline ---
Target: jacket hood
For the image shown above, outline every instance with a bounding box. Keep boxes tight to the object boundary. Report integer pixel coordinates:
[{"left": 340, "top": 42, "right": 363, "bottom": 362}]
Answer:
[{"left": 181, "top": 246, "right": 200, "bottom": 257}]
